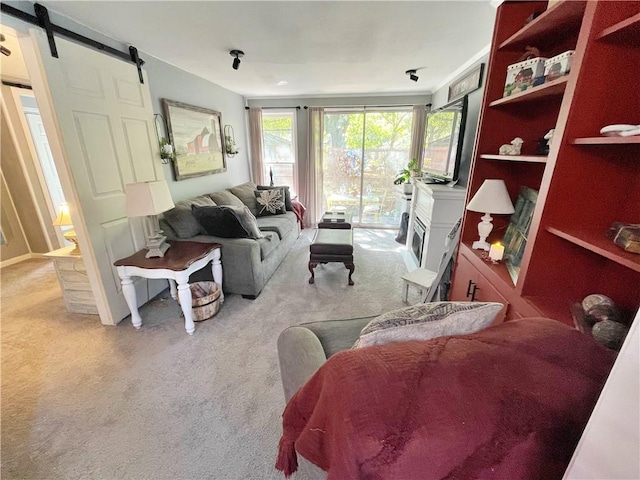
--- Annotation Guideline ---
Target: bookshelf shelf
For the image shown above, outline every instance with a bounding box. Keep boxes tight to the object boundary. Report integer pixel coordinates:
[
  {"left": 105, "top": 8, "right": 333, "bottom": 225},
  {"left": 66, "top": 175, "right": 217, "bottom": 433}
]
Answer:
[
  {"left": 572, "top": 136, "right": 640, "bottom": 145},
  {"left": 597, "top": 12, "right": 640, "bottom": 46},
  {"left": 480, "top": 154, "right": 548, "bottom": 163},
  {"left": 498, "top": 0, "right": 586, "bottom": 50},
  {"left": 489, "top": 77, "right": 568, "bottom": 107}
]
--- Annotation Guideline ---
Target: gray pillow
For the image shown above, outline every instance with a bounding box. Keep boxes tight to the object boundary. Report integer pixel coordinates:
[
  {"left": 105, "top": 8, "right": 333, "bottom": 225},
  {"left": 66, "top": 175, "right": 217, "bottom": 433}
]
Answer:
[
  {"left": 162, "top": 195, "right": 216, "bottom": 239},
  {"left": 229, "top": 182, "right": 259, "bottom": 214},
  {"left": 209, "top": 190, "right": 245, "bottom": 208},
  {"left": 353, "top": 301, "right": 504, "bottom": 348},
  {"left": 224, "top": 205, "right": 264, "bottom": 240}
]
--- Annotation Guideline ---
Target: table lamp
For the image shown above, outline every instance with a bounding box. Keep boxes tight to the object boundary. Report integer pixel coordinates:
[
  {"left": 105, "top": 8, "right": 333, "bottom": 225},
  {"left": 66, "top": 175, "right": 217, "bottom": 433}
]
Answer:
[
  {"left": 466, "top": 179, "right": 515, "bottom": 251},
  {"left": 125, "top": 180, "right": 175, "bottom": 258},
  {"left": 53, "top": 203, "right": 80, "bottom": 253}
]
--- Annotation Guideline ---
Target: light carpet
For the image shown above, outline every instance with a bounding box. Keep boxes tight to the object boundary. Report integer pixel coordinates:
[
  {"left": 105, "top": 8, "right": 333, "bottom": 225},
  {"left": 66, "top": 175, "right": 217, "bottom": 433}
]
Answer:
[{"left": 1, "top": 228, "right": 423, "bottom": 479}]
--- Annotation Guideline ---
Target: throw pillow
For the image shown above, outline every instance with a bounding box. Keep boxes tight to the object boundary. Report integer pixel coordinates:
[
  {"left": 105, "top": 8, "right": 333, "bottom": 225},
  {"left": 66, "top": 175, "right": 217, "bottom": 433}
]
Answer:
[
  {"left": 162, "top": 195, "right": 217, "bottom": 239},
  {"left": 224, "top": 205, "right": 264, "bottom": 240},
  {"left": 353, "top": 301, "right": 504, "bottom": 348},
  {"left": 209, "top": 190, "right": 245, "bottom": 208},
  {"left": 257, "top": 185, "right": 293, "bottom": 211},
  {"left": 254, "top": 188, "right": 287, "bottom": 216},
  {"left": 229, "top": 182, "right": 259, "bottom": 215},
  {"left": 191, "top": 205, "right": 250, "bottom": 239}
]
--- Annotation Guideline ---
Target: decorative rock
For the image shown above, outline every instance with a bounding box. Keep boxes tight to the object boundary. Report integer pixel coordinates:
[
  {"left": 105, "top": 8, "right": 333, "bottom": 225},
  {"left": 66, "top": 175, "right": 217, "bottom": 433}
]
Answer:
[
  {"left": 582, "top": 294, "right": 616, "bottom": 313},
  {"left": 585, "top": 303, "right": 621, "bottom": 324},
  {"left": 592, "top": 320, "right": 628, "bottom": 350}
]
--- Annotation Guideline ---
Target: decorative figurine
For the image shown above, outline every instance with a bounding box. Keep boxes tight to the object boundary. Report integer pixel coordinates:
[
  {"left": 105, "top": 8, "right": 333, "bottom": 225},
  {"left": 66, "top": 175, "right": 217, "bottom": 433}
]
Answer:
[
  {"left": 499, "top": 137, "right": 524, "bottom": 155},
  {"left": 536, "top": 129, "right": 555, "bottom": 155}
]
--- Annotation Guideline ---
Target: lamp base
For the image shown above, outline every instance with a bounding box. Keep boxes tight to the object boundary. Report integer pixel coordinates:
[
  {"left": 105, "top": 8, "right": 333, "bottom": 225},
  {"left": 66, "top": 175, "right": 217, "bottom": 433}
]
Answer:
[
  {"left": 472, "top": 240, "right": 491, "bottom": 251},
  {"left": 63, "top": 230, "right": 81, "bottom": 254},
  {"left": 145, "top": 234, "right": 170, "bottom": 258}
]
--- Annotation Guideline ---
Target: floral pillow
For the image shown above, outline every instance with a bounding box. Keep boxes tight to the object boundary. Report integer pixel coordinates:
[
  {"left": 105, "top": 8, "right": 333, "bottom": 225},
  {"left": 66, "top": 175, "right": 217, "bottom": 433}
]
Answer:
[{"left": 254, "top": 188, "right": 286, "bottom": 216}]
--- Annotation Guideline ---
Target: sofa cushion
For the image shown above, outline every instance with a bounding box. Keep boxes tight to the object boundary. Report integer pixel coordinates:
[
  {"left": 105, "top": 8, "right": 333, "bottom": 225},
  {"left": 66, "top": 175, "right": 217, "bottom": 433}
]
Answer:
[
  {"left": 162, "top": 195, "right": 216, "bottom": 239},
  {"left": 191, "top": 205, "right": 250, "bottom": 239},
  {"left": 223, "top": 205, "right": 264, "bottom": 239},
  {"left": 257, "top": 185, "right": 293, "bottom": 211},
  {"left": 209, "top": 190, "right": 245, "bottom": 208},
  {"left": 255, "top": 215, "right": 295, "bottom": 240},
  {"left": 353, "top": 301, "right": 504, "bottom": 348},
  {"left": 254, "top": 188, "right": 287, "bottom": 216},
  {"left": 257, "top": 231, "right": 280, "bottom": 260},
  {"left": 229, "top": 182, "right": 259, "bottom": 214}
]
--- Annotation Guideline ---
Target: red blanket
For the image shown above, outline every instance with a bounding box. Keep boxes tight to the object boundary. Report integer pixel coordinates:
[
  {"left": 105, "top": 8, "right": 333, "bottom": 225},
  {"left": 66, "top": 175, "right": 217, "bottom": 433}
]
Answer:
[{"left": 276, "top": 318, "right": 615, "bottom": 479}]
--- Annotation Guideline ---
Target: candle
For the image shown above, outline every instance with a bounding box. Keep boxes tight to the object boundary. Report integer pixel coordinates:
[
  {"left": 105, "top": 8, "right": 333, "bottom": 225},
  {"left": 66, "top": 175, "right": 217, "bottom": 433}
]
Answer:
[{"left": 489, "top": 242, "right": 505, "bottom": 262}]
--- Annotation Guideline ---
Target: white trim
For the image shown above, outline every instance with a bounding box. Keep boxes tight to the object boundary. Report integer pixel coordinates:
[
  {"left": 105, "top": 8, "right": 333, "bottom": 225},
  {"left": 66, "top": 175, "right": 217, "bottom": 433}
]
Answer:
[{"left": 0, "top": 252, "right": 37, "bottom": 269}]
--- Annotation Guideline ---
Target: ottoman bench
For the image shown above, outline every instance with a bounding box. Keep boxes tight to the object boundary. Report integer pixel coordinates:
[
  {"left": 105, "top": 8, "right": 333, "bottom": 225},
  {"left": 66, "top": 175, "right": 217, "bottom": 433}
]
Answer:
[
  {"left": 308, "top": 229, "right": 355, "bottom": 286},
  {"left": 318, "top": 211, "right": 352, "bottom": 229}
]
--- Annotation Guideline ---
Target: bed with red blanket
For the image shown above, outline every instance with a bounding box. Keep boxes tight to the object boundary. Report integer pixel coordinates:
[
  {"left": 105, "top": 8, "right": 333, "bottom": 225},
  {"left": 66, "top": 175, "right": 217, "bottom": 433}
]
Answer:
[{"left": 276, "top": 318, "right": 615, "bottom": 479}]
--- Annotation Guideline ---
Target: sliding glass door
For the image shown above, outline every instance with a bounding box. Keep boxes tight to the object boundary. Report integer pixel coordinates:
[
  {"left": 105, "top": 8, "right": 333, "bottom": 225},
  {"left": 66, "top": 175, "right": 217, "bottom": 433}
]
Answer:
[{"left": 322, "top": 108, "right": 412, "bottom": 227}]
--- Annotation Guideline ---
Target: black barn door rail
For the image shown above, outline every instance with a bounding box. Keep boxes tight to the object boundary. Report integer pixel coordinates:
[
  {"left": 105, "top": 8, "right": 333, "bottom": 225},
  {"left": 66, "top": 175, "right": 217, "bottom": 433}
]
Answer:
[{"left": 1, "top": 3, "right": 146, "bottom": 84}]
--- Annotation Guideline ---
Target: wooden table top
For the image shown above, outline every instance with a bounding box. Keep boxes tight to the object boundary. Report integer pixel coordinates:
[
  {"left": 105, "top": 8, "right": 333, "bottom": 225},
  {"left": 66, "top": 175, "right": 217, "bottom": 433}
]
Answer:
[{"left": 114, "top": 241, "right": 221, "bottom": 271}]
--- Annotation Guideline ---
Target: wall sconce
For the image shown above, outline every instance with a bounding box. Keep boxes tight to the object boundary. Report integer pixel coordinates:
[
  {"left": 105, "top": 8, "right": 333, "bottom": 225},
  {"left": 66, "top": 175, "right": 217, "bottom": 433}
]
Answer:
[
  {"left": 53, "top": 203, "right": 79, "bottom": 253},
  {"left": 466, "top": 179, "right": 515, "bottom": 251},
  {"left": 125, "top": 180, "right": 175, "bottom": 258},
  {"left": 230, "top": 50, "right": 244, "bottom": 70},
  {"left": 224, "top": 125, "right": 239, "bottom": 157},
  {"left": 154, "top": 113, "right": 175, "bottom": 164}
]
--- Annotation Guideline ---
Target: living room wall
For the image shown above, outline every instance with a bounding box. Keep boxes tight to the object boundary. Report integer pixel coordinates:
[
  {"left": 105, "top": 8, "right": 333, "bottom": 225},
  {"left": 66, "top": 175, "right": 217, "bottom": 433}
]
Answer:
[{"left": 1, "top": 2, "right": 251, "bottom": 204}]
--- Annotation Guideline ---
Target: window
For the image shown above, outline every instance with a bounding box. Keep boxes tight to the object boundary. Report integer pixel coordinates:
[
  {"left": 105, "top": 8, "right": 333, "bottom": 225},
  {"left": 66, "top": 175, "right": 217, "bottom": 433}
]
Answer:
[
  {"left": 262, "top": 110, "right": 297, "bottom": 193},
  {"left": 322, "top": 108, "right": 413, "bottom": 226}
]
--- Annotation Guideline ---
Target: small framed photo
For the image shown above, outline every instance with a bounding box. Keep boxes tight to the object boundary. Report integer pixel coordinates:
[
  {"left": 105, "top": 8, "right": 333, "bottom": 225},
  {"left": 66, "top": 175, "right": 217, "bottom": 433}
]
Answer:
[
  {"left": 163, "top": 99, "right": 227, "bottom": 181},
  {"left": 448, "top": 63, "right": 485, "bottom": 102}
]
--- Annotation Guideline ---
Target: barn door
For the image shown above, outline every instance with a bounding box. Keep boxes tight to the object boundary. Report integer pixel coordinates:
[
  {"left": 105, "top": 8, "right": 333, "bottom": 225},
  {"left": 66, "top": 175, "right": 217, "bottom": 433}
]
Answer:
[{"left": 22, "top": 29, "right": 165, "bottom": 325}]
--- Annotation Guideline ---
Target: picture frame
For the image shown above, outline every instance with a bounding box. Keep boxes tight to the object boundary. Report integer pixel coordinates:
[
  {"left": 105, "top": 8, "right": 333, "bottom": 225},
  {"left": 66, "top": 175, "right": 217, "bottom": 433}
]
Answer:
[
  {"left": 502, "top": 186, "right": 538, "bottom": 285},
  {"left": 448, "top": 63, "right": 485, "bottom": 102},
  {"left": 162, "top": 99, "right": 227, "bottom": 181}
]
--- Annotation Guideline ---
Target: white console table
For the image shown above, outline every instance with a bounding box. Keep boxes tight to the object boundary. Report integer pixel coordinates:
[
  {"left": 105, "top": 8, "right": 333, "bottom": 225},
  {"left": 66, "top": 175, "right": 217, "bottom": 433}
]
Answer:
[{"left": 405, "top": 181, "right": 466, "bottom": 271}]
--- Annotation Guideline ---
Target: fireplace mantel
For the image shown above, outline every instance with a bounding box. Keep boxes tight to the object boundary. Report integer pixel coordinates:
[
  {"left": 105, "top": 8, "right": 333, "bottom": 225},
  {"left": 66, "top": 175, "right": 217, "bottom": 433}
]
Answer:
[{"left": 405, "top": 181, "right": 466, "bottom": 271}]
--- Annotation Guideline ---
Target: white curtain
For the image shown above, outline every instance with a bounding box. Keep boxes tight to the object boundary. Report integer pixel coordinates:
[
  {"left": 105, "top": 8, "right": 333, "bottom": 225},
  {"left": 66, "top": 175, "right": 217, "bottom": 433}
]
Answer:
[
  {"left": 248, "top": 107, "right": 264, "bottom": 185},
  {"left": 300, "top": 107, "right": 324, "bottom": 227},
  {"left": 410, "top": 104, "right": 427, "bottom": 168}
]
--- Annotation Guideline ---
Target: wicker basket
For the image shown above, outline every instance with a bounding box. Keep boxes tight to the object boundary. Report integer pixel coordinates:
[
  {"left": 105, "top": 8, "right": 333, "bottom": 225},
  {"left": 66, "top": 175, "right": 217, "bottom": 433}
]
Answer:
[{"left": 182, "top": 281, "right": 221, "bottom": 322}]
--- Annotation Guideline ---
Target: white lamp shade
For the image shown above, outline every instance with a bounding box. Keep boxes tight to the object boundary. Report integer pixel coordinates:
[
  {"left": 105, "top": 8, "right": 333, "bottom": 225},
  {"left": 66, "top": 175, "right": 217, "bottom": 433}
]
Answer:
[
  {"left": 125, "top": 180, "right": 175, "bottom": 217},
  {"left": 466, "top": 179, "right": 515, "bottom": 214},
  {"left": 52, "top": 203, "right": 73, "bottom": 226}
]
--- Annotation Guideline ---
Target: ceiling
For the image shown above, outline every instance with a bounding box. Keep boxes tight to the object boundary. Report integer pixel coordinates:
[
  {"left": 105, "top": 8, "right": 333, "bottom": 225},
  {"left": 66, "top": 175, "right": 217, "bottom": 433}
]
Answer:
[{"left": 35, "top": 1, "right": 497, "bottom": 98}]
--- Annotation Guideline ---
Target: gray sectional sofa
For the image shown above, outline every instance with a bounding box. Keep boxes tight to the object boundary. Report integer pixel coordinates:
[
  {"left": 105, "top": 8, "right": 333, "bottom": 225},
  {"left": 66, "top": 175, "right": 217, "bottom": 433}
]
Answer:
[{"left": 159, "top": 181, "right": 301, "bottom": 298}]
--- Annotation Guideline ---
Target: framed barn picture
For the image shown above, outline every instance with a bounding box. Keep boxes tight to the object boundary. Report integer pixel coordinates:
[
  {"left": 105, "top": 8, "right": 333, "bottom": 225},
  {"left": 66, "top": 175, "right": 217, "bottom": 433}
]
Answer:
[{"left": 163, "top": 99, "right": 226, "bottom": 181}]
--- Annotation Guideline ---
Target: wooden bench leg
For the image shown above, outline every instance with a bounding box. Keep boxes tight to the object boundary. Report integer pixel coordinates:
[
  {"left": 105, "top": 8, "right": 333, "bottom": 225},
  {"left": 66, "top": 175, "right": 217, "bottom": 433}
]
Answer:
[
  {"left": 344, "top": 262, "right": 355, "bottom": 286},
  {"left": 308, "top": 261, "right": 317, "bottom": 284}
]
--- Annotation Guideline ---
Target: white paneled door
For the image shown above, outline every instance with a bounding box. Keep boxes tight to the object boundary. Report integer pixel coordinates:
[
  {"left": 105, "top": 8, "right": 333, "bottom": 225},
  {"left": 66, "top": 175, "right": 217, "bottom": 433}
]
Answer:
[{"left": 22, "top": 30, "right": 165, "bottom": 325}]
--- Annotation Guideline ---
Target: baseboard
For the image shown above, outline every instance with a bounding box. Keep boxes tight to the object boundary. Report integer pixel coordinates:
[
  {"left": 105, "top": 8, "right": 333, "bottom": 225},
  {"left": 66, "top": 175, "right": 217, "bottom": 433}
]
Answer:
[{"left": 0, "top": 252, "right": 39, "bottom": 269}]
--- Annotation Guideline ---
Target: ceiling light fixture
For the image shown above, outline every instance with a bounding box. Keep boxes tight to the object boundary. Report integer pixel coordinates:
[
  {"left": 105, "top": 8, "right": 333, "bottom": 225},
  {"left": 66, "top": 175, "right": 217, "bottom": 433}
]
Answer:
[
  {"left": 230, "top": 49, "right": 244, "bottom": 70},
  {"left": 406, "top": 69, "right": 419, "bottom": 82}
]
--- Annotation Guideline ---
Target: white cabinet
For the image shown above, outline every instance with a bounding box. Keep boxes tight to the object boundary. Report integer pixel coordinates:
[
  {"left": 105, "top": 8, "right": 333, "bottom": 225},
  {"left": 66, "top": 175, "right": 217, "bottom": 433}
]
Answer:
[{"left": 406, "top": 181, "right": 466, "bottom": 271}]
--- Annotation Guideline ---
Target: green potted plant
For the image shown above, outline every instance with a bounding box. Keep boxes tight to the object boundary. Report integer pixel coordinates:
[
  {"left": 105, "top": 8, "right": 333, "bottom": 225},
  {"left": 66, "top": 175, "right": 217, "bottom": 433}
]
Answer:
[{"left": 394, "top": 158, "right": 421, "bottom": 192}]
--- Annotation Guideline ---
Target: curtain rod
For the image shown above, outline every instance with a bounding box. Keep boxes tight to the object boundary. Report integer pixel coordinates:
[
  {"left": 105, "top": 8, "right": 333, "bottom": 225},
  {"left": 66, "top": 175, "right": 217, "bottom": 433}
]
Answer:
[
  {"left": 245, "top": 106, "right": 303, "bottom": 110},
  {"left": 246, "top": 103, "right": 431, "bottom": 110},
  {"left": 2, "top": 81, "right": 32, "bottom": 90}
]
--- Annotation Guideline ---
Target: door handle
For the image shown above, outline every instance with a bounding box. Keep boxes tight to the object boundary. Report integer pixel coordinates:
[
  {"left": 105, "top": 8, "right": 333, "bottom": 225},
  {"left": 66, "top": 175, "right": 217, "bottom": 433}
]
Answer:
[
  {"left": 470, "top": 284, "right": 478, "bottom": 302},
  {"left": 466, "top": 280, "right": 475, "bottom": 298}
]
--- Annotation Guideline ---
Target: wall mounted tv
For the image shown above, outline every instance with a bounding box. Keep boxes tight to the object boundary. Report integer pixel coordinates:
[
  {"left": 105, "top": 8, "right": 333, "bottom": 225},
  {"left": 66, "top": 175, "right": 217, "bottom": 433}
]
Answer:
[{"left": 421, "top": 95, "right": 468, "bottom": 184}]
